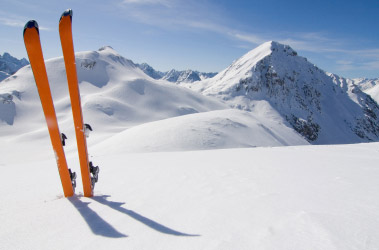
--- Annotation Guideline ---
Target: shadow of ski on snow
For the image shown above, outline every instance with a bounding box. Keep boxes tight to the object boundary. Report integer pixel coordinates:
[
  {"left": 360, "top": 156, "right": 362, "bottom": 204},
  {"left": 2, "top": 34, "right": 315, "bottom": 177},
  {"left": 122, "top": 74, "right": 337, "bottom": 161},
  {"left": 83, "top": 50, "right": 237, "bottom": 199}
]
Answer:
[
  {"left": 68, "top": 196, "right": 127, "bottom": 238},
  {"left": 91, "top": 195, "right": 200, "bottom": 237}
]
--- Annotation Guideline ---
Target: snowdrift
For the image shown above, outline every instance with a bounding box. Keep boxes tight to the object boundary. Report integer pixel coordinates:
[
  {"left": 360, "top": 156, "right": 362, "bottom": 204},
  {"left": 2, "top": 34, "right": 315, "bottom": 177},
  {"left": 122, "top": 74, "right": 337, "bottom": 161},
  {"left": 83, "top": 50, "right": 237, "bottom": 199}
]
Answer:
[{"left": 92, "top": 108, "right": 308, "bottom": 154}]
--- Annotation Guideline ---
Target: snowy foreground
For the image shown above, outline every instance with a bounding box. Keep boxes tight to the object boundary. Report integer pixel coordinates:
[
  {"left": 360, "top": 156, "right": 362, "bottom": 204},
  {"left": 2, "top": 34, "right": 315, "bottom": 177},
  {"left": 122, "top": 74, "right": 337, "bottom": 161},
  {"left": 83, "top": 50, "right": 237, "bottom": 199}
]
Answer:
[{"left": 1, "top": 142, "right": 379, "bottom": 250}]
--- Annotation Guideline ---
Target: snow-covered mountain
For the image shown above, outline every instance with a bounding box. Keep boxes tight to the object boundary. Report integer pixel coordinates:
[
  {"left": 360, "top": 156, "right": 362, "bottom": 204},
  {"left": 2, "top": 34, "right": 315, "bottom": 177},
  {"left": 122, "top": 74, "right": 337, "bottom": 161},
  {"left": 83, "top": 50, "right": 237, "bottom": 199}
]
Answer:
[
  {"left": 162, "top": 69, "right": 201, "bottom": 83},
  {"left": 198, "top": 71, "right": 218, "bottom": 80},
  {"left": 135, "top": 62, "right": 165, "bottom": 80},
  {"left": 351, "top": 77, "right": 379, "bottom": 104},
  {"left": 162, "top": 69, "right": 217, "bottom": 83},
  {"left": 0, "top": 45, "right": 307, "bottom": 156},
  {"left": 352, "top": 77, "right": 379, "bottom": 91},
  {"left": 191, "top": 41, "right": 379, "bottom": 144},
  {"left": 0, "top": 46, "right": 223, "bottom": 133},
  {"left": 0, "top": 52, "right": 29, "bottom": 81},
  {"left": 1, "top": 41, "right": 378, "bottom": 151},
  {"left": 137, "top": 63, "right": 217, "bottom": 83}
]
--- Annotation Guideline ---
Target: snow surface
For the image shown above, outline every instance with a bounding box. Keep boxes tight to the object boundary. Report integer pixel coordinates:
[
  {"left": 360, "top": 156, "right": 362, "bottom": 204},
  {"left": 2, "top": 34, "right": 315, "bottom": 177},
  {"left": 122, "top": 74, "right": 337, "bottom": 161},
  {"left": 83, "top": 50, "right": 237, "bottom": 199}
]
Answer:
[
  {"left": 91, "top": 108, "right": 307, "bottom": 154},
  {"left": 1, "top": 43, "right": 379, "bottom": 249},
  {"left": 1, "top": 142, "right": 379, "bottom": 250}
]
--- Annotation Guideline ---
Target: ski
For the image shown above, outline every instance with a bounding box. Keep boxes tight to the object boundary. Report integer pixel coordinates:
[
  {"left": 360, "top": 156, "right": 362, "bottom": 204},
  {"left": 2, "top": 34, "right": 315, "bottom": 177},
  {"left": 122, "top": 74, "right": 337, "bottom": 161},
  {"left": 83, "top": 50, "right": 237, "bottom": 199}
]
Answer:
[
  {"left": 23, "top": 20, "right": 75, "bottom": 197},
  {"left": 59, "top": 9, "right": 97, "bottom": 197}
]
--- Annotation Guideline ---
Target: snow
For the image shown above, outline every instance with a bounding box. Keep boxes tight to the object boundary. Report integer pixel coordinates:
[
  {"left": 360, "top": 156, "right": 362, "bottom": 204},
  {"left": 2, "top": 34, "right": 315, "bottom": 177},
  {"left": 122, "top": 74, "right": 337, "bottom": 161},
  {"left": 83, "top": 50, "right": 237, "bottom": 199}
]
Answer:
[
  {"left": 1, "top": 43, "right": 379, "bottom": 249},
  {"left": 190, "top": 41, "right": 274, "bottom": 94},
  {"left": 354, "top": 78, "right": 379, "bottom": 104},
  {"left": 365, "top": 84, "right": 379, "bottom": 103},
  {"left": 1, "top": 143, "right": 379, "bottom": 249},
  {"left": 91, "top": 108, "right": 308, "bottom": 154}
]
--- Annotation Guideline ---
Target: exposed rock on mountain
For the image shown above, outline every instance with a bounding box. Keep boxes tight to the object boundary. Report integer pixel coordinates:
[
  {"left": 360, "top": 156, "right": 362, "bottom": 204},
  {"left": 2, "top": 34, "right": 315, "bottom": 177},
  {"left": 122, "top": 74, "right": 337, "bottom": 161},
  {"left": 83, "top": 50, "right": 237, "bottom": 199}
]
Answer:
[{"left": 0, "top": 52, "right": 29, "bottom": 82}]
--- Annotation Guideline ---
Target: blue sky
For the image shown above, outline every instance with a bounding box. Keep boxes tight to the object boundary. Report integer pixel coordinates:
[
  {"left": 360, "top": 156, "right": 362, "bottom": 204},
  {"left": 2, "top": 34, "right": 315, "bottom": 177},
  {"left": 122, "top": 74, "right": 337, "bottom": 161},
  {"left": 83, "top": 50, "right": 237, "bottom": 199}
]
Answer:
[{"left": 0, "top": 0, "right": 378, "bottom": 78}]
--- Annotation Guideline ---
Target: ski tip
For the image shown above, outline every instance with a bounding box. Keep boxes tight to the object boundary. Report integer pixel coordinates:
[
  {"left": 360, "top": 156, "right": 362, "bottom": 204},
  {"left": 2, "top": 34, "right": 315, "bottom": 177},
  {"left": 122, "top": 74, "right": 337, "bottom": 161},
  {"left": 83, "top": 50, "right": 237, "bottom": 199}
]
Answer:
[
  {"left": 23, "top": 20, "right": 39, "bottom": 36},
  {"left": 60, "top": 9, "right": 73, "bottom": 22}
]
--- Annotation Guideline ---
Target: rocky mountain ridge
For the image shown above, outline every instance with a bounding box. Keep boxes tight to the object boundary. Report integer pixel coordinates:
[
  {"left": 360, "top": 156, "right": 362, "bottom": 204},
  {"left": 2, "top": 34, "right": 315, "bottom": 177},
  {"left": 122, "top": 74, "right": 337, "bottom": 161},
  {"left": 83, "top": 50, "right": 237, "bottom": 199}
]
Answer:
[
  {"left": 0, "top": 52, "right": 29, "bottom": 82},
  {"left": 191, "top": 41, "right": 379, "bottom": 144},
  {"left": 136, "top": 62, "right": 216, "bottom": 83}
]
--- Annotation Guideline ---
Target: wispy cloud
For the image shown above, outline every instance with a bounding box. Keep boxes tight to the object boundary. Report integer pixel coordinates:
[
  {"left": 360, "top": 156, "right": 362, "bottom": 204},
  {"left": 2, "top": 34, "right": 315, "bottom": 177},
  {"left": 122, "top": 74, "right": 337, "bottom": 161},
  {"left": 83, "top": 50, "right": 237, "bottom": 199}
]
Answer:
[
  {"left": 231, "top": 33, "right": 266, "bottom": 45},
  {"left": 336, "top": 60, "right": 379, "bottom": 73},
  {"left": 361, "top": 61, "right": 379, "bottom": 70},
  {"left": 350, "top": 49, "right": 379, "bottom": 60},
  {"left": 123, "top": 0, "right": 173, "bottom": 7},
  {"left": 336, "top": 60, "right": 354, "bottom": 65},
  {"left": 0, "top": 17, "right": 51, "bottom": 31},
  {"left": 0, "top": 17, "right": 24, "bottom": 28},
  {"left": 116, "top": 0, "right": 333, "bottom": 51},
  {"left": 118, "top": 0, "right": 268, "bottom": 44}
]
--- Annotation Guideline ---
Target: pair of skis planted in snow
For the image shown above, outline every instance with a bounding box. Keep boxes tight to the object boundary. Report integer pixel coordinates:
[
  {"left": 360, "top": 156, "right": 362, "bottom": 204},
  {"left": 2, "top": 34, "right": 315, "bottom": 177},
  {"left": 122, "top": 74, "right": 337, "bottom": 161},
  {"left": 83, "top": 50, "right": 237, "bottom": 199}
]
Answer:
[{"left": 23, "top": 9, "right": 99, "bottom": 197}]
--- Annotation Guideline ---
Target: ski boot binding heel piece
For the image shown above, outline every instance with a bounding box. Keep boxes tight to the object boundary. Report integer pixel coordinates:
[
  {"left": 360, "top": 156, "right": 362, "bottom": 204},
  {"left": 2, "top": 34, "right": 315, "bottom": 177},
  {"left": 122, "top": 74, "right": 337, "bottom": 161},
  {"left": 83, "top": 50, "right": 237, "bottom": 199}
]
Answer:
[
  {"left": 89, "top": 161, "right": 99, "bottom": 189},
  {"left": 69, "top": 168, "right": 77, "bottom": 190}
]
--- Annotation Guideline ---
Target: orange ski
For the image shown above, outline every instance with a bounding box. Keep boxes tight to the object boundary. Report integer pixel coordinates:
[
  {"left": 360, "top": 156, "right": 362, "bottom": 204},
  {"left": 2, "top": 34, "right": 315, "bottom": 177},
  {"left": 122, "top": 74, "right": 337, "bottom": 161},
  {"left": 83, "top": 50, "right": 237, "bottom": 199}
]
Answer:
[
  {"left": 23, "top": 21, "right": 75, "bottom": 197},
  {"left": 59, "top": 9, "right": 94, "bottom": 197}
]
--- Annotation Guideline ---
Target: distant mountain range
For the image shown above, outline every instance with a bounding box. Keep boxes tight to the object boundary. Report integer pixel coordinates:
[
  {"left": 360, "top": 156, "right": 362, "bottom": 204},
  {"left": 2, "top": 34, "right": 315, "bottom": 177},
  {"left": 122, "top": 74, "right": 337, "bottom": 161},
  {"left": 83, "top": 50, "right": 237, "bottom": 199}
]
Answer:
[
  {"left": 0, "top": 50, "right": 214, "bottom": 84},
  {"left": 0, "top": 53, "right": 29, "bottom": 82},
  {"left": 349, "top": 78, "right": 379, "bottom": 103},
  {"left": 136, "top": 62, "right": 217, "bottom": 83}
]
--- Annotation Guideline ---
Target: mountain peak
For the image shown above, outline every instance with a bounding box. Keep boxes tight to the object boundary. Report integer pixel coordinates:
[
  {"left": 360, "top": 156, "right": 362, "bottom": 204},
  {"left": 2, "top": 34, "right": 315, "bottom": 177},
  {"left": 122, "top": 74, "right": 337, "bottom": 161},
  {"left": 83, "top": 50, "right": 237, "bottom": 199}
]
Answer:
[
  {"left": 0, "top": 52, "right": 29, "bottom": 81},
  {"left": 98, "top": 46, "right": 115, "bottom": 51},
  {"left": 269, "top": 41, "right": 298, "bottom": 56},
  {"left": 97, "top": 46, "right": 120, "bottom": 56},
  {"left": 251, "top": 41, "right": 298, "bottom": 57},
  {"left": 203, "top": 41, "right": 302, "bottom": 88}
]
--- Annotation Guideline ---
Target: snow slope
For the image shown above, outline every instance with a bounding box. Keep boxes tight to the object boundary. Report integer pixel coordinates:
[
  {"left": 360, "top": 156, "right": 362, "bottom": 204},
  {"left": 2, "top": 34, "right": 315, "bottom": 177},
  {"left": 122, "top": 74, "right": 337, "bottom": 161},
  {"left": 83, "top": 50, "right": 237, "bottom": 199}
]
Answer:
[
  {"left": 365, "top": 84, "right": 379, "bottom": 104},
  {"left": 191, "top": 41, "right": 379, "bottom": 144},
  {"left": 0, "top": 46, "right": 224, "bottom": 136},
  {"left": 352, "top": 78, "right": 379, "bottom": 104},
  {"left": 92, "top": 108, "right": 307, "bottom": 154},
  {"left": 353, "top": 77, "right": 379, "bottom": 92},
  {"left": 1, "top": 143, "right": 378, "bottom": 250}
]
